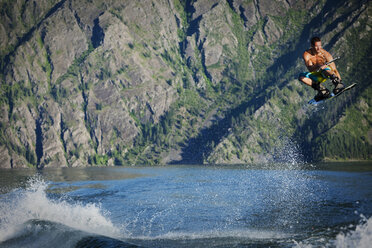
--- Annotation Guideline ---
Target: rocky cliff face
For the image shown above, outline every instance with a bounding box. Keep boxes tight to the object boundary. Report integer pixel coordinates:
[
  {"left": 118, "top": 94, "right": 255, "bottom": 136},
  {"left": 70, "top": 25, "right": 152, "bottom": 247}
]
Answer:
[{"left": 0, "top": 0, "right": 371, "bottom": 168}]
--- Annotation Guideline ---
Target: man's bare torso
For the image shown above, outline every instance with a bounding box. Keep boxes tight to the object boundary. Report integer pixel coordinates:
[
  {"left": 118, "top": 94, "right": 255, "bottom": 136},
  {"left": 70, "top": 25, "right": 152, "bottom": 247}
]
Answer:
[
  {"left": 305, "top": 49, "right": 327, "bottom": 66},
  {"left": 303, "top": 48, "right": 330, "bottom": 72},
  {"left": 302, "top": 46, "right": 341, "bottom": 79}
]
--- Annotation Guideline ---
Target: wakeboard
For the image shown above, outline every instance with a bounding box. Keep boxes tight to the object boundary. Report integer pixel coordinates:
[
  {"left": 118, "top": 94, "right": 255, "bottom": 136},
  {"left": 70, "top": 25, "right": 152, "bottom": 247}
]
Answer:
[{"left": 308, "top": 83, "right": 357, "bottom": 105}]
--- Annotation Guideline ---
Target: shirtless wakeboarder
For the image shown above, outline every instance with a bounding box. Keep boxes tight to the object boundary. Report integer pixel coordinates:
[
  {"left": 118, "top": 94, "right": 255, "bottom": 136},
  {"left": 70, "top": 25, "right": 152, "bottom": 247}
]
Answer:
[{"left": 298, "top": 36, "right": 344, "bottom": 101}]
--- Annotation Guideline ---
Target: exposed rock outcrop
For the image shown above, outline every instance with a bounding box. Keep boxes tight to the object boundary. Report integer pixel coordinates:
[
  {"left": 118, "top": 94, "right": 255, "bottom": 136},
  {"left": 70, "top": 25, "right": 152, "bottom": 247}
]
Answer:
[{"left": 0, "top": 0, "right": 370, "bottom": 168}]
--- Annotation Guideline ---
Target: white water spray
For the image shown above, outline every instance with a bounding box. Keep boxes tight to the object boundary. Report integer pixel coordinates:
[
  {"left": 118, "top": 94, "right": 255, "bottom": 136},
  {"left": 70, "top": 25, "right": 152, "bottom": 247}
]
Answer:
[
  {"left": 334, "top": 216, "right": 372, "bottom": 248},
  {"left": 0, "top": 177, "right": 119, "bottom": 242}
]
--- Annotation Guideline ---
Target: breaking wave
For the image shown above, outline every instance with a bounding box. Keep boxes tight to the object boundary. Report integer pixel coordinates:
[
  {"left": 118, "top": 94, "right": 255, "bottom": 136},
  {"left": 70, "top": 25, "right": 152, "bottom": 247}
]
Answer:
[
  {"left": 0, "top": 173, "right": 371, "bottom": 248},
  {"left": 334, "top": 215, "right": 372, "bottom": 248},
  {"left": 0, "top": 177, "right": 121, "bottom": 247}
]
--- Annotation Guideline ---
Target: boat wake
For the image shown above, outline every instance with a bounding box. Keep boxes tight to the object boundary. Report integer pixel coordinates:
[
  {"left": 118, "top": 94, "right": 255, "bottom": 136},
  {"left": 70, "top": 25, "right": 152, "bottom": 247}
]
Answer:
[
  {"left": 0, "top": 176, "right": 371, "bottom": 248},
  {"left": 0, "top": 177, "right": 132, "bottom": 248},
  {"left": 334, "top": 215, "right": 372, "bottom": 248}
]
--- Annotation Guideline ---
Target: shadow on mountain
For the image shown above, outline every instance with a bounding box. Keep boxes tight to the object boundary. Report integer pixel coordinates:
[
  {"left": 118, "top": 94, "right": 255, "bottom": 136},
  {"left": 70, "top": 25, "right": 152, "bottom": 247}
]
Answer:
[{"left": 174, "top": 0, "right": 367, "bottom": 164}]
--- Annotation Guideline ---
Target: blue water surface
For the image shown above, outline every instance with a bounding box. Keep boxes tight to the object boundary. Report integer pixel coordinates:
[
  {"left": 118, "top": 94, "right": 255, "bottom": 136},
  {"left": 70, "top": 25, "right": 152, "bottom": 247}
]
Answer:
[{"left": 1, "top": 163, "right": 372, "bottom": 248}]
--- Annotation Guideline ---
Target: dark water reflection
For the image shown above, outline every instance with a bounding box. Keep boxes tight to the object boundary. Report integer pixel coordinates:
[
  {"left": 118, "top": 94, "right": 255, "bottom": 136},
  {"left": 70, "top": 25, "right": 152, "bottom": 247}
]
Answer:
[{"left": 0, "top": 167, "right": 143, "bottom": 194}]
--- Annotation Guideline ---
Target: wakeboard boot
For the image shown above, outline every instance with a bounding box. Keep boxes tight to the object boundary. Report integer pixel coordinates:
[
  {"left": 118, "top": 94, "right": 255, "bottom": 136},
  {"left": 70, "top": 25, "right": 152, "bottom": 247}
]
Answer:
[
  {"left": 330, "top": 75, "right": 345, "bottom": 95},
  {"left": 312, "top": 82, "right": 330, "bottom": 102}
]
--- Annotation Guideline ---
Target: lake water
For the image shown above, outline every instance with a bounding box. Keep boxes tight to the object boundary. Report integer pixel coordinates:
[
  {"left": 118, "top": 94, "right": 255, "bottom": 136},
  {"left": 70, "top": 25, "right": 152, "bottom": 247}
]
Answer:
[{"left": 0, "top": 163, "right": 371, "bottom": 248}]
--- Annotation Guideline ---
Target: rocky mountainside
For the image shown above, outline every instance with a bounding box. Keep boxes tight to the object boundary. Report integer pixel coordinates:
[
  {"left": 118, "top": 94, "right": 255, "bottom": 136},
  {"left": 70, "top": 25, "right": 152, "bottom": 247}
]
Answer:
[{"left": 0, "top": 0, "right": 371, "bottom": 168}]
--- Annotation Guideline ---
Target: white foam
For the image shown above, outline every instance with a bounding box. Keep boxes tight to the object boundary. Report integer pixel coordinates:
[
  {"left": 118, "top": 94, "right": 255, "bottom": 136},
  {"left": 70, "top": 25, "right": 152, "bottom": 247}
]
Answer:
[
  {"left": 131, "top": 229, "right": 289, "bottom": 241},
  {"left": 0, "top": 177, "right": 119, "bottom": 242},
  {"left": 293, "top": 216, "right": 372, "bottom": 248},
  {"left": 334, "top": 216, "right": 372, "bottom": 248}
]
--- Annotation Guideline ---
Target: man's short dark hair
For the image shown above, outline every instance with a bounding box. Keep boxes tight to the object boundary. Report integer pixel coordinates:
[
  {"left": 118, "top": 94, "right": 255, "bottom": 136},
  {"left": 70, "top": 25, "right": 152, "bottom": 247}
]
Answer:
[{"left": 311, "top": 36, "right": 321, "bottom": 46}]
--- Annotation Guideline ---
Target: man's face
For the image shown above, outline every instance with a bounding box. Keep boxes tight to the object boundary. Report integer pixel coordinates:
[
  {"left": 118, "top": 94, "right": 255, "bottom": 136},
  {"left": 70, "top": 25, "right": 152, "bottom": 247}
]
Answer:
[{"left": 312, "top": 41, "right": 322, "bottom": 53}]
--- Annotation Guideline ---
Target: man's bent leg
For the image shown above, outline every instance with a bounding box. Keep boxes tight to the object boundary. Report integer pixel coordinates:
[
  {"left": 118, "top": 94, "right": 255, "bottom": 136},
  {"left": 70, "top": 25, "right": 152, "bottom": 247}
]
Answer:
[
  {"left": 298, "top": 72, "right": 330, "bottom": 101},
  {"left": 312, "top": 82, "right": 330, "bottom": 101},
  {"left": 298, "top": 76, "right": 313, "bottom": 86},
  {"left": 330, "top": 75, "right": 345, "bottom": 94},
  {"left": 321, "top": 68, "right": 345, "bottom": 94}
]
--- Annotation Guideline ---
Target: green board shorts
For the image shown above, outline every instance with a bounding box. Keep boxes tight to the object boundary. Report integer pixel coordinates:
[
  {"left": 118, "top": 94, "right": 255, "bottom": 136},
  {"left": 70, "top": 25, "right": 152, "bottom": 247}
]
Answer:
[{"left": 299, "top": 66, "right": 331, "bottom": 84}]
